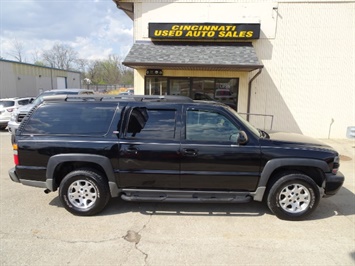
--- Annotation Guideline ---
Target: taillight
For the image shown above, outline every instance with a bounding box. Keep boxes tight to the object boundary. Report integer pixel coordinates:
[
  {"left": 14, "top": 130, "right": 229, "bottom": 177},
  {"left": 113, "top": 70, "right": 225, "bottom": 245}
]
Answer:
[
  {"left": 13, "top": 144, "right": 19, "bottom": 165},
  {"left": 7, "top": 108, "right": 15, "bottom": 112},
  {"left": 332, "top": 156, "right": 339, "bottom": 174}
]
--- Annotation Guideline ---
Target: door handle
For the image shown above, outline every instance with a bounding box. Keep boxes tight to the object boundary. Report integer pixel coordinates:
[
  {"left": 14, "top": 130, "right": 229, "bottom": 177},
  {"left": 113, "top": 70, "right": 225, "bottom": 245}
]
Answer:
[
  {"left": 182, "top": 148, "right": 198, "bottom": 157},
  {"left": 125, "top": 147, "right": 138, "bottom": 155}
]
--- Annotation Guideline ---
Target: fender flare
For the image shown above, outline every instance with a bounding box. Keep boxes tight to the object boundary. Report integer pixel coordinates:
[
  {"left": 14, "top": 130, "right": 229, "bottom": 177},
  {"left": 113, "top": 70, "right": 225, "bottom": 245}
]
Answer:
[
  {"left": 46, "top": 154, "right": 120, "bottom": 197},
  {"left": 253, "top": 158, "right": 329, "bottom": 201}
]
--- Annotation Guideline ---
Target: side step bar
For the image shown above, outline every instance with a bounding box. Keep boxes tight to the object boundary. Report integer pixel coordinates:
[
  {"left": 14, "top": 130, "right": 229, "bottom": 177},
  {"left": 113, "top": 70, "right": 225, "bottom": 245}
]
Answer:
[{"left": 120, "top": 189, "right": 252, "bottom": 203}]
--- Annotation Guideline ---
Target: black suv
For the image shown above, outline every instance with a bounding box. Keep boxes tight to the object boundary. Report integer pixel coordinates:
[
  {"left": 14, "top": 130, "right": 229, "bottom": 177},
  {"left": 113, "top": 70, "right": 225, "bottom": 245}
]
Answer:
[{"left": 9, "top": 95, "right": 344, "bottom": 220}]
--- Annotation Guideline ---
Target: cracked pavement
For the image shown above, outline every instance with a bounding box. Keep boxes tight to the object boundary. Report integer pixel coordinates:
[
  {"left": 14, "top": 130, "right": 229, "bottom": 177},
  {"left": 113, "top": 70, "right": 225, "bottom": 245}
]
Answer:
[{"left": 1, "top": 132, "right": 354, "bottom": 265}]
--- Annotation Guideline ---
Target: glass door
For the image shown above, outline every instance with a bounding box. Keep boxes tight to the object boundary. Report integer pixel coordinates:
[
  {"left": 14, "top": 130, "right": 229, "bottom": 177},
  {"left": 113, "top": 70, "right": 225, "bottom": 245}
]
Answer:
[{"left": 145, "top": 77, "right": 167, "bottom": 95}]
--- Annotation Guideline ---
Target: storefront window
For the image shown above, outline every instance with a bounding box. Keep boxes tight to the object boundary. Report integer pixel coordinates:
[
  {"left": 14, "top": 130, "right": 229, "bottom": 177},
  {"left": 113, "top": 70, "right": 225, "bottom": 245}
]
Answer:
[
  {"left": 215, "top": 78, "right": 238, "bottom": 109},
  {"left": 169, "top": 78, "right": 190, "bottom": 97},
  {"left": 145, "top": 77, "right": 167, "bottom": 95},
  {"left": 192, "top": 78, "right": 215, "bottom": 101},
  {"left": 145, "top": 76, "right": 239, "bottom": 109}
]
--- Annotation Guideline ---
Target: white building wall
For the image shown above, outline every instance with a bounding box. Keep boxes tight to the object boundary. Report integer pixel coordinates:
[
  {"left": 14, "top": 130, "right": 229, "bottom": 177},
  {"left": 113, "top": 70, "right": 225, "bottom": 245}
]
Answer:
[
  {"left": 253, "top": 2, "right": 355, "bottom": 138},
  {"left": 129, "top": 0, "right": 354, "bottom": 138}
]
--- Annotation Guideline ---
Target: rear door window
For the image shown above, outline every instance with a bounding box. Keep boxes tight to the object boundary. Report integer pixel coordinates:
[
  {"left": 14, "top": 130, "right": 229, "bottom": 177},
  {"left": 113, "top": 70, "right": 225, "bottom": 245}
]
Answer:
[{"left": 124, "top": 107, "right": 176, "bottom": 140}]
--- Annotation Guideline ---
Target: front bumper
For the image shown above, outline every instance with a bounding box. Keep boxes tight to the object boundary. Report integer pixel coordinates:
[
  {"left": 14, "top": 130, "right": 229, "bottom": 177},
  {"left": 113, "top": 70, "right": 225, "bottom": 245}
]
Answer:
[
  {"left": 0, "top": 120, "right": 10, "bottom": 127},
  {"left": 7, "top": 120, "right": 19, "bottom": 134},
  {"left": 324, "top": 171, "right": 345, "bottom": 197}
]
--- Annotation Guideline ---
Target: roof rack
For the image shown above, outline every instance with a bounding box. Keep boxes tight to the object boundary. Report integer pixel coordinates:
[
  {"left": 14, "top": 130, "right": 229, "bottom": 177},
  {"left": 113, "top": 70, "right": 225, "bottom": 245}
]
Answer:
[
  {"left": 43, "top": 94, "right": 194, "bottom": 103},
  {"left": 105, "top": 95, "right": 193, "bottom": 102}
]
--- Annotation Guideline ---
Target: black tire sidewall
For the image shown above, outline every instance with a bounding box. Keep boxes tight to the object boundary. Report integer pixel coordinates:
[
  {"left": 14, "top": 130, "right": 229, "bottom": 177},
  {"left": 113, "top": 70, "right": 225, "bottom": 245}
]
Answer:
[
  {"left": 267, "top": 174, "right": 320, "bottom": 221},
  {"left": 59, "top": 170, "right": 110, "bottom": 216}
]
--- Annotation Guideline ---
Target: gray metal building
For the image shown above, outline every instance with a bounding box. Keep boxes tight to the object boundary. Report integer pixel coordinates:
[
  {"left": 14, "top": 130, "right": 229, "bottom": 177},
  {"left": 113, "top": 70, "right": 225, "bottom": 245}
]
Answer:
[{"left": 0, "top": 59, "right": 81, "bottom": 98}]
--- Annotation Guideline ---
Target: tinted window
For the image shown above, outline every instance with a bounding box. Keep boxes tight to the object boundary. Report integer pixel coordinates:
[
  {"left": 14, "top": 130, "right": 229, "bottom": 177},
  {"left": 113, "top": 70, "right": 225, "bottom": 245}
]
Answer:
[
  {"left": 0, "top": 101, "right": 15, "bottom": 107},
  {"left": 186, "top": 109, "right": 239, "bottom": 142},
  {"left": 18, "top": 99, "right": 30, "bottom": 105},
  {"left": 125, "top": 108, "right": 176, "bottom": 139},
  {"left": 22, "top": 102, "right": 117, "bottom": 135}
]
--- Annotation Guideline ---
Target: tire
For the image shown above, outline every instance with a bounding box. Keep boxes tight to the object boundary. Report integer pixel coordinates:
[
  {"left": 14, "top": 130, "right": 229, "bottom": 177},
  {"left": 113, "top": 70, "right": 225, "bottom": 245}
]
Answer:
[
  {"left": 59, "top": 169, "right": 110, "bottom": 216},
  {"left": 267, "top": 173, "right": 320, "bottom": 221}
]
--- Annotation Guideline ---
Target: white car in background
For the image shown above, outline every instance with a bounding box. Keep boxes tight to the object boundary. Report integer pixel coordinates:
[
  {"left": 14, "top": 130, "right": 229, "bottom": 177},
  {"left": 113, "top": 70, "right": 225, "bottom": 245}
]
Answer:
[
  {"left": 0, "top": 97, "right": 33, "bottom": 130},
  {"left": 214, "top": 88, "right": 234, "bottom": 101}
]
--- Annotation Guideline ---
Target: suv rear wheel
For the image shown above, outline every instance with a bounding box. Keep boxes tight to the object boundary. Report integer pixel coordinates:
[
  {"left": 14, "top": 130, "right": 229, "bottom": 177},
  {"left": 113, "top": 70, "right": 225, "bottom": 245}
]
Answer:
[
  {"left": 59, "top": 169, "right": 110, "bottom": 216},
  {"left": 267, "top": 173, "right": 320, "bottom": 221}
]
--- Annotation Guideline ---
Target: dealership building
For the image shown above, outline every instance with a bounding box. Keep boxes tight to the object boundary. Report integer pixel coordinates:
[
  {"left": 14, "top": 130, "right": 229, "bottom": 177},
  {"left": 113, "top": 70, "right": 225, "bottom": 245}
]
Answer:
[{"left": 113, "top": 0, "right": 354, "bottom": 138}]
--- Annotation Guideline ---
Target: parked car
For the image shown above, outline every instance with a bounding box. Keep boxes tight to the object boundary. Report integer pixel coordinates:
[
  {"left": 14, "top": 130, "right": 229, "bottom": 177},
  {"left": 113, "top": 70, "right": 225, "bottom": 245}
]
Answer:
[
  {"left": 118, "top": 92, "right": 130, "bottom": 96},
  {"left": 8, "top": 89, "right": 94, "bottom": 142},
  {"left": 193, "top": 92, "right": 213, "bottom": 101},
  {"left": 194, "top": 92, "right": 237, "bottom": 110},
  {"left": 9, "top": 95, "right": 344, "bottom": 220},
  {"left": 214, "top": 88, "right": 234, "bottom": 101},
  {"left": 0, "top": 97, "right": 33, "bottom": 130},
  {"left": 119, "top": 89, "right": 134, "bottom": 96}
]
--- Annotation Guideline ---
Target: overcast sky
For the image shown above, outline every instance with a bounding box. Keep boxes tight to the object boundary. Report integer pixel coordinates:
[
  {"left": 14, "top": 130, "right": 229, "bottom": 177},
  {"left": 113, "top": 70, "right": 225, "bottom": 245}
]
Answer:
[{"left": 0, "top": 0, "right": 133, "bottom": 63}]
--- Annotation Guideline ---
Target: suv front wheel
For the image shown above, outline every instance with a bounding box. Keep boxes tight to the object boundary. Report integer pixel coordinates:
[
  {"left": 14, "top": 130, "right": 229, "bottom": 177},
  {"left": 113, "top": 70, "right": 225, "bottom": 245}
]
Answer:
[
  {"left": 59, "top": 169, "right": 110, "bottom": 216},
  {"left": 267, "top": 173, "right": 320, "bottom": 221}
]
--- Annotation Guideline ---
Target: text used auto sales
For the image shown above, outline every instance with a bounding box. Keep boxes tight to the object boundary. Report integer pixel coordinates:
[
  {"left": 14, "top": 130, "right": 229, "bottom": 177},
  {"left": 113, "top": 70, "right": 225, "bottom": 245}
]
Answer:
[{"left": 153, "top": 25, "right": 254, "bottom": 38}]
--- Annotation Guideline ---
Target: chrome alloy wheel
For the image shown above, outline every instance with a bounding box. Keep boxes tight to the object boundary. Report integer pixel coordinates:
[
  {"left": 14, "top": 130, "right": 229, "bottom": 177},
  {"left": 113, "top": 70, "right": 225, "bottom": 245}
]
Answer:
[
  {"left": 278, "top": 183, "right": 310, "bottom": 213},
  {"left": 68, "top": 179, "right": 97, "bottom": 209}
]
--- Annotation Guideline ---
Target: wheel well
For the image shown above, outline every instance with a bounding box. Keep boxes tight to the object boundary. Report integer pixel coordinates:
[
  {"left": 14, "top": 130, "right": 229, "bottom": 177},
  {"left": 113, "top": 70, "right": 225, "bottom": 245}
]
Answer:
[
  {"left": 52, "top": 161, "right": 108, "bottom": 190},
  {"left": 267, "top": 166, "right": 325, "bottom": 189}
]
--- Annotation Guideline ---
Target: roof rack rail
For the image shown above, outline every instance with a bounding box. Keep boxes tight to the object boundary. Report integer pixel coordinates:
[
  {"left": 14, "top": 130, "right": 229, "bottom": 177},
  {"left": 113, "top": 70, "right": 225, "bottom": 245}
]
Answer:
[
  {"left": 99, "top": 95, "right": 193, "bottom": 102},
  {"left": 43, "top": 94, "right": 194, "bottom": 103}
]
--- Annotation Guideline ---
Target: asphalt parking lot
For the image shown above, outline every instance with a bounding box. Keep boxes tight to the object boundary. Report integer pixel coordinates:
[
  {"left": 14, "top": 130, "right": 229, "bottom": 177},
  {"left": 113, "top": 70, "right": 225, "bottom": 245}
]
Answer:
[{"left": 0, "top": 131, "right": 354, "bottom": 265}]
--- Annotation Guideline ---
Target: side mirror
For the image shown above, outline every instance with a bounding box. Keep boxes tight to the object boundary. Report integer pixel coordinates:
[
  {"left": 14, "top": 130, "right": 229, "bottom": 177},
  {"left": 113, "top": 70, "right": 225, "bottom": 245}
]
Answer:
[
  {"left": 238, "top": 131, "right": 248, "bottom": 145},
  {"left": 230, "top": 131, "right": 248, "bottom": 145}
]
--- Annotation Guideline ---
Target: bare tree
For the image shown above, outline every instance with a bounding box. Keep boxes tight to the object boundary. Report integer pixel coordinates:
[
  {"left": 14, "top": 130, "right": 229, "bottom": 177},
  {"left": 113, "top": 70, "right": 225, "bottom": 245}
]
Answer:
[
  {"left": 42, "top": 43, "right": 78, "bottom": 70},
  {"left": 31, "top": 49, "right": 43, "bottom": 65},
  {"left": 83, "top": 55, "right": 133, "bottom": 86},
  {"left": 8, "top": 39, "right": 26, "bottom": 62},
  {"left": 75, "top": 58, "right": 89, "bottom": 73}
]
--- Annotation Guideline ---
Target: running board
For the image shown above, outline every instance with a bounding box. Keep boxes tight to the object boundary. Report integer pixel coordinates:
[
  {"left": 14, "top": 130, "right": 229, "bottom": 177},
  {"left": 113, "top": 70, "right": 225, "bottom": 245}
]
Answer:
[{"left": 120, "top": 189, "right": 252, "bottom": 203}]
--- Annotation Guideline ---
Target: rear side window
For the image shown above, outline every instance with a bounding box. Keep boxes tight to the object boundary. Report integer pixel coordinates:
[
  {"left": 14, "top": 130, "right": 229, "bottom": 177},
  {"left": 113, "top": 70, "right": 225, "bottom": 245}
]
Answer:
[
  {"left": 21, "top": 102, "right": 117, "bottom": 135},
  {"left": 124, "top": 108, "right": 176, "bottom": 139},
  {"left": 0, "top": 101, "right": 15, "bottom": 107}
]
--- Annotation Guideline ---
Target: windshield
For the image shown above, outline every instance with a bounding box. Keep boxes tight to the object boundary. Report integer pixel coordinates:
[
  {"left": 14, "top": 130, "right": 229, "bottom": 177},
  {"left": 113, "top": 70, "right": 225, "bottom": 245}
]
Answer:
[
  {"left": 32, "top": 92, "right": 52, "bottom": 105},
  {"left": 225, "top": 106, "right": 261, "bottom": 137}
]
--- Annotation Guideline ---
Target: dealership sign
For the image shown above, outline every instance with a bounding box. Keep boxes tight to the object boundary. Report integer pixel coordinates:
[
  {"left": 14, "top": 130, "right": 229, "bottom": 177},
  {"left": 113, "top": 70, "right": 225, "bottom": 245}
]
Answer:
[{"left": 149, "top": 23, "right": 260, "bottom": 40}]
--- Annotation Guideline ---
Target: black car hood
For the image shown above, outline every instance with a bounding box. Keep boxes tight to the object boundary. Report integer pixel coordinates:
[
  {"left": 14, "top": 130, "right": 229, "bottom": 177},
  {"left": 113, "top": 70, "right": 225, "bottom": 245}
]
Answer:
[{"left": 265, "top": 131, "right": 333, "bottom": 150}]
